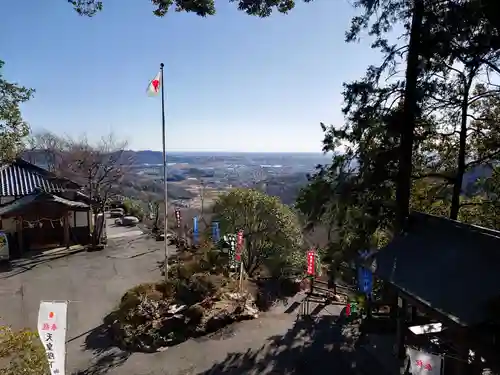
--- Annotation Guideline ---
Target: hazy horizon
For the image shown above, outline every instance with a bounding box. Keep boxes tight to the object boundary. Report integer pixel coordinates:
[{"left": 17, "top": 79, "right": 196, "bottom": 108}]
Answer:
[{"left": 131, "top": 150, "right": 329, "bottom": 154}]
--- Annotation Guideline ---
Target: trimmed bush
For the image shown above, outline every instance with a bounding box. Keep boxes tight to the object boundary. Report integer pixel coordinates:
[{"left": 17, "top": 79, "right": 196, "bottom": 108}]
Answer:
[
  {"left": 0, "top": 324, "right": 49, "bottom": 375},
  {"left": 122, "top": 199, "right": 145, "bottom": 221}
]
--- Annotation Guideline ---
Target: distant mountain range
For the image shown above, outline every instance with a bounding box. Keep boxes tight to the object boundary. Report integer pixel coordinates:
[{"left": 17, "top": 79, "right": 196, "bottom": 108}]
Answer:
[
  {"left": 23, "top": 149, "right": 330, "bottom": 167},
  {"left": 22, "top": 149, "right": 492, "bottom": 202},
  {"left": 123, "top": 150, "right": 330, "bottom": 166}
]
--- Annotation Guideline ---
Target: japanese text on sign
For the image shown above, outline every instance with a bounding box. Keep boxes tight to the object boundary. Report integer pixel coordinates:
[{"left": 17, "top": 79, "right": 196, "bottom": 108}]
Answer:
[
  {"left": 407, "top": 348, "right": 442, "bottom": 375},
  {"left": 235, "top": 230, "right": 244, "bottom": 261},
  {"left": 37, "top": 301, "right": 68, "bottom": 375},
  {"left": 174, "top": 209, "right": 181, "bottom": 228},
  {"left": 415, "top": 360, "right": 433, "bottom": 371},
  {"left": 306, "top": 250, "right": 315, "bottom": 276},
  {"left": 225, "top": 234, "right": 237, "bottom": 269}
]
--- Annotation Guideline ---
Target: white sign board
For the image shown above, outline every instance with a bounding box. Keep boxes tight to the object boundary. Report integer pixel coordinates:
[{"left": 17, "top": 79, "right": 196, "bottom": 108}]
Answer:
[
  {"left": 407, "top": 348, "right": 443, "bottom": 375},
  {"left": 37, "top": 301, "right": 68, "bottom": 375},
  {"left": 409, "top": 323, "right": 444, "bottom": 335}
]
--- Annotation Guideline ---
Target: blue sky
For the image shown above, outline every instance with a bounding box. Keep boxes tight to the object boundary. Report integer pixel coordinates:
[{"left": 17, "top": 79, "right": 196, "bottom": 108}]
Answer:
[{"left": 1, "top": 0, "right": 383, "bottom": 153}]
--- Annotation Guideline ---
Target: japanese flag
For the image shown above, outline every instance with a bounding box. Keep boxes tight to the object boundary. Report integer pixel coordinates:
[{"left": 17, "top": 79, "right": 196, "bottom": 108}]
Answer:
[{"left": 147, "top": 70, "right": 161, "bottom": 96}]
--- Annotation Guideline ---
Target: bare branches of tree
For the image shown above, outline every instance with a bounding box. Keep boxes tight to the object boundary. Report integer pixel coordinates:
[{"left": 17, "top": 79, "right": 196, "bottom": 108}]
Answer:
[
  {"left": 26, "top": 131, "right": 132, "bottom": 245},
  {"left": 25, "top": 131, "right": 66, "bottom": 172}
]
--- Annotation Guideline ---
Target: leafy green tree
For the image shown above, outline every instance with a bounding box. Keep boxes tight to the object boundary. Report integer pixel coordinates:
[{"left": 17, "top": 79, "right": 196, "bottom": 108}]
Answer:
[
  {"left": 417, "top": 0, "right": 500, "bottom": 220},
  {"left": 0, "top": 60, "right": 34, "bottom": 162},
  {"left": 295, "top": 0, "right": 500, "bottom": 271},
  {"left": 343, "top": 0, "right": 500, "bottom": 226},
  {"left": 213, "top": 188, "right": 304, "bottom": 277},
  {"left": 69, "top": 0, "right": 313, "bottom": 17},
  {"left": 122, "top": 198, "right": 146, "bottom": 220}
]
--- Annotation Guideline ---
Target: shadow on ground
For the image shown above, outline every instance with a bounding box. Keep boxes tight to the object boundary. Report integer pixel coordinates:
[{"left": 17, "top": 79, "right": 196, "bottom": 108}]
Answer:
[
  {"left": 197, "top": 315, "right": 361, "bottom": 375},
  {"left": 72, "top": 322, "right": 131, "bottom": 375},
  {"left": 0, "top": 256, "right": 69, "bottom": 279},
  {"left": 251, "top": 277, "right": 302, "bottom": 312}
]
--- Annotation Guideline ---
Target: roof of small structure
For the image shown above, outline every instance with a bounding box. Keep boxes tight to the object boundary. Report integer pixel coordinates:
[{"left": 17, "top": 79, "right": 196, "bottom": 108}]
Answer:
[
  {"left": 374, "top": 212, "right": 500, "bottom": 327},
  {"left": 0, "top": 190, "right": 89, "bottom": 217},
  {"left": 0, "top": 158, "right": 80, "bottom": 197}
]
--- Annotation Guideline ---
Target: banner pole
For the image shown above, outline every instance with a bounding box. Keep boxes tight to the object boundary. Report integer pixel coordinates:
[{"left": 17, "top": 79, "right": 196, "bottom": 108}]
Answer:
[
  {"left": 238, "top": 259, "right": 244, "bottom": 291},
  {"left": 160, "top": 62, "right": 169, "bottom": 282}
]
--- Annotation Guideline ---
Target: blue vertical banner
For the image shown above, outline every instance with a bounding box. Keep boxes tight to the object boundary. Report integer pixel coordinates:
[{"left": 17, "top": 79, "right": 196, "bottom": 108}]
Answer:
[
  {"left": 193, "top": 216, "right": 199, "bottom": 245},
  {"left": 212, "top": 221, "right": 220, "bottom": 243},
  {"left": 357, "top": 266, "right": 373, "bottom": 295}
]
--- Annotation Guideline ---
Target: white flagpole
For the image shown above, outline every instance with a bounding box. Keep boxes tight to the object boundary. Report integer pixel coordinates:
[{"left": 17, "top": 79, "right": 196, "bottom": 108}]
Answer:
[
  {"left": 160, "top": 62, "right": 169, "bottom": 282},
  {"left": 238, "top": 258, "right": 244, "bottom": 291}
]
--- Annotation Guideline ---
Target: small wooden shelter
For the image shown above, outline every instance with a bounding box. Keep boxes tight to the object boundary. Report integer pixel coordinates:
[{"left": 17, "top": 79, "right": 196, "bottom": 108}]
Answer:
[
  {"left": 0, "top": 159, "right": 91, "bottom": 257},
  {"left": 374, "top": 212, "right": 500, "bottom": 374}
]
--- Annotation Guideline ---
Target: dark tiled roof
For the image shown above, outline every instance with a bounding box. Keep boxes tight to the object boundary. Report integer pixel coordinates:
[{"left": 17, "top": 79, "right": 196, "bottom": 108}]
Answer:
[
  {"left": 0, "top": 159, "right": 80, "bottom": 197},
  {"left": 0, "top": 191, "right": 89, "bottom": 217},
  {"left": 374, "top": 212, "right": 500, "bottom": 327}
]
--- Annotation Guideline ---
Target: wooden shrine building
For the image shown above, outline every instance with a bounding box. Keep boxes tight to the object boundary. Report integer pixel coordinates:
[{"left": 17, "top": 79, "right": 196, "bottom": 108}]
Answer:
[
  {"left": 0, "top": 159, "right": 91, "bottom": 258},
  {"left": 373, "top": 212, "right": 500, "bottom": 375}
]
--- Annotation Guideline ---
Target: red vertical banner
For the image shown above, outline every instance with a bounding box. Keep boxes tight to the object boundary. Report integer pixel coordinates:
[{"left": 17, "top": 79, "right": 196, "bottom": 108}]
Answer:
[
  {"left": 235, "top": 230, "right": 244, "bottom": 261},
  {"left": 306, "top": 249, "right": 315, "bottom": 276}
]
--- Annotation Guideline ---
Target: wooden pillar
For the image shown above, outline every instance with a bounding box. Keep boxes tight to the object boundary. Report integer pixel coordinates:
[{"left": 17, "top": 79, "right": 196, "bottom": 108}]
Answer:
[
  {"left": 63, "top": 211, "right": 70, "bottom": 248},
  {"left": 16, "top": 216, "right": 24, "bottom": 255},
  {"left": 455, "top": 328, "right": 469, "bottom": 375},
  {"left": 411, "top": 305, "right": 417, "bottom": 324},
  {"left": 390, "top": 286, "right": 399, "bottom": 320},
  {"left": 396, "top": 295, "right": 407, "bottom": 360},
  {"left": 367, "top": 293, "right": 373, "bottom": 319}
]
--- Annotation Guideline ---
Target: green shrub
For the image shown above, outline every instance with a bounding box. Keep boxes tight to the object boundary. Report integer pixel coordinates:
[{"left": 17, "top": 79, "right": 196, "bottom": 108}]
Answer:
[
  {"left": 173, "top": 273, "right": 213, "bottom": 305},
  {"left": 0, "top": 324, "right": 49, "bottom": 375},
  {"left": 117, "top": 282, "right": 175, "bottom": 314},
  {"left": 213, "top": 188, "right": 304, "bottom": 277},
  {"left": 176, "top": 259, "right": 203, "bottom": 280},
  {"left": 122, "top": 199, "right": 145, "bottom": 220}
]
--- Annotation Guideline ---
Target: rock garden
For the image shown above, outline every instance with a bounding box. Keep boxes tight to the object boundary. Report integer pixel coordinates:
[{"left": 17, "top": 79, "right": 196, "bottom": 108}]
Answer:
[{"left": 102, "top": 238, "right": 297, "bottom": 352}]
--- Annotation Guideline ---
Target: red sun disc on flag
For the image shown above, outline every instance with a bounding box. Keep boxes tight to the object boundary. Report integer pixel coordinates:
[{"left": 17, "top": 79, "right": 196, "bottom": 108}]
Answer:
[
  {"left": 152, "top": 79, "right": 160, "bottom": 92},
  {"left": 49, "top": 312, "right": 54, "bottom": 319}
]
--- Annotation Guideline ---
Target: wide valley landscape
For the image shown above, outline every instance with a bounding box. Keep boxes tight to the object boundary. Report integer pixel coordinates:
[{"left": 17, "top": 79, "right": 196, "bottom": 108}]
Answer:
[
  {"left": 5, "top": 1, "right": 500, "bottom": 374},
  {"left": 120, "top": 151, "right": 331, "bottom": 208}
]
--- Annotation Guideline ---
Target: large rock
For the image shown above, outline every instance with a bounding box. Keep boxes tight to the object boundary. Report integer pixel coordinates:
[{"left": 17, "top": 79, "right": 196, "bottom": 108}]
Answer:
[
  {"left": 122, "top": 216, "right": 139, "bottom": 226},
  {"left": 109, "top": 291, "right": 259, "bottom": 352},
  {"left": 201, "top": 295, "right": 258, "bottom": 333}
]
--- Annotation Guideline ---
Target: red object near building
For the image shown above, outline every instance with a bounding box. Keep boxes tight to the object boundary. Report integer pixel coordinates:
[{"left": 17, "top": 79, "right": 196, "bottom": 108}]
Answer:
[
  {"left": 345, "top": 303, "right": 351, "bottom": 317},
  {"left": 235, "top": 230, "right": 244, "bottom": 261},
  {"left": 306, "top": 249, "right": 315, "bottom": 276}
]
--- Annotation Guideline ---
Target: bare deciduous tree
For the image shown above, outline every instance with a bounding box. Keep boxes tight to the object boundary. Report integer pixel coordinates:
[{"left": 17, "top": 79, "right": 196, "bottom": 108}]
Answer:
[
  {"left": 27, "top": 131, "right": 132, "bottom": 246},
  {"left": 25, "top": 131, "right": 66, "bottom": 172},
  {"left": 65, "top": 134, "right": 131, "bottom": 245}
]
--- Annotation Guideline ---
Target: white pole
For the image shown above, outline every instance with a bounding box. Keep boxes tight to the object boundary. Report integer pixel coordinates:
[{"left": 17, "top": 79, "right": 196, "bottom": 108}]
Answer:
[
  {"left": 238, "top": 260, "right": 244, "bottom": 292},
  {"left": 238, "top": 235, "right": 244, "bottom": 291},
  {"left": 160, "top": 63, "right": 169, "bottom": 282}
]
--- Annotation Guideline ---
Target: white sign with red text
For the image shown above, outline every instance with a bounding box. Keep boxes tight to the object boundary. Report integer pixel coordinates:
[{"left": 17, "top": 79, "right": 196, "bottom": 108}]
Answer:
[
  {"left": 306, "top": 249, "right": 315, "bottom": 276},
  {"left": 407, "top": 348, "right": 443, "bottom": 375},
  {"left": 37, "top": 301, "right": 68, "bottom": 375}
]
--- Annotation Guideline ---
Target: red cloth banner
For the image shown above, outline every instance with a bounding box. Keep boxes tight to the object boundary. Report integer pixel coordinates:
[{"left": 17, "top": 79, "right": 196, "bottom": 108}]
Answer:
[
  {"left": 306, "top": 249, "right": 315, "bottom": 276},
  {"left": 235, "top": 230, "right": 244, "bottom": 261}
]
